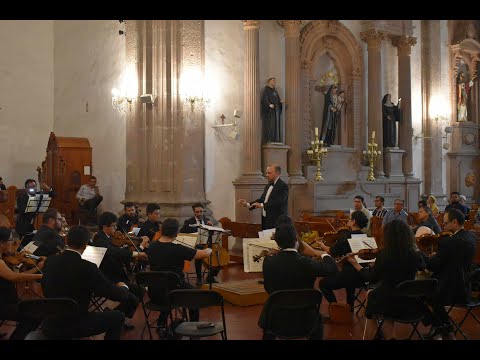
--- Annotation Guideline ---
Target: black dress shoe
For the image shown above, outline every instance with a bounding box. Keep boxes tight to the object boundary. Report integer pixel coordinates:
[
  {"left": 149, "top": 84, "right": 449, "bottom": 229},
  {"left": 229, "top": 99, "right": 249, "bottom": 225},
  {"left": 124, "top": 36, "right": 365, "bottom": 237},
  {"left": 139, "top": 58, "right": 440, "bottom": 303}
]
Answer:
[
  {"left": 422, "top": 327, "right": 443, "bottom": 340},
  {"left": 196, "top": 279, "right": 203, "bottom": 287}
]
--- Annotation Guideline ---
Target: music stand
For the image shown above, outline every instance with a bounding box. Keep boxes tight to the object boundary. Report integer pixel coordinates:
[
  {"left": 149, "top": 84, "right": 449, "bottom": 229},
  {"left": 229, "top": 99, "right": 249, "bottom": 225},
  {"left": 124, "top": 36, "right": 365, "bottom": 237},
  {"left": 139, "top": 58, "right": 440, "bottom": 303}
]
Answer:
[
  {"left": 197, "top": 224, "right": 230, "bottom": 289},
  {"left": 25, "top": 192, "right": 51, "bottom": 218}
]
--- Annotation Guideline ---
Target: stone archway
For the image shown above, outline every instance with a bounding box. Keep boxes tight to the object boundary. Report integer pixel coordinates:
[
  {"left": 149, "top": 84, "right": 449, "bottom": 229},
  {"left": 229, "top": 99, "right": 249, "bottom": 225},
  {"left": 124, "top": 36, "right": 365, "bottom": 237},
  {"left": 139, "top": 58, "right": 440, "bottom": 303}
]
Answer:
[{"left": 300, "top": 20, "right": 363, "bottom": 151}]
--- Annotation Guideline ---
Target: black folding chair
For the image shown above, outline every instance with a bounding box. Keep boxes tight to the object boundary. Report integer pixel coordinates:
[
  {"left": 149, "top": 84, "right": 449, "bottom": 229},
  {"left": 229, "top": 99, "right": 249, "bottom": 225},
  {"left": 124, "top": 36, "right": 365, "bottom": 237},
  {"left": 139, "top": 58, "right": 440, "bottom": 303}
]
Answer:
[
  {"left": 89, "top": 296, "right": 108, "bottom": 312},
  {"left": 135, "top": 271, "right": 182, "bottom": 340},
  {"left": 168, "top": 289, "right": 227, "bottom": 340},
  {"left": 370, "top": 278, "right": 438, "bottom": 340},
  {"left": 260, "top": 288, "right": 323, "bottom": 340}
]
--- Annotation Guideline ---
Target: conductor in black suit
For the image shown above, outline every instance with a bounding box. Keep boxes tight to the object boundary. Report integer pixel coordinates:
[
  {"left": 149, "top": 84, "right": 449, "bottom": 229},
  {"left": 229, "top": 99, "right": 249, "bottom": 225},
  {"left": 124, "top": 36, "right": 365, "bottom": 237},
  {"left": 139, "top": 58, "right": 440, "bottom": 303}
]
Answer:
[
  {"left": 41, "top": 225, "right": 137, "bottom": 340},
  {"left": 239, "top": 164, "right": 289, "bottom": 230}
]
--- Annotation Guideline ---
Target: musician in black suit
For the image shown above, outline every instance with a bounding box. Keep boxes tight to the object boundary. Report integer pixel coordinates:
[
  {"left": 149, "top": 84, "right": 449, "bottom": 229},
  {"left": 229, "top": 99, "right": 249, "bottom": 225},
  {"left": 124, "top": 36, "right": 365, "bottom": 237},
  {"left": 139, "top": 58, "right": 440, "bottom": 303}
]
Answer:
[
  {"left": 116, "top": 202, "right": 144, "bottom": 233},
  {"left": 92, "top": 212, "right": 148, "bottom": 328},
  {"left": 32, "top": 208, "right": 65, "bottom": 257},
  {"left": 259, "top": 222, "right": 337, "bottom": 339},
  {"left": 239, "top": 164, "right": 289, "bottom": 230},
  {"left": 41, "top": 226, "right": 135, "bottom": 340},
  {"left": 15, "top": 178, "right": 54, "bottom": 238},
  {"left": 422, "top": 208, "right": 477, "bottom": 340},
  {"left": 179, "top": 203, "right": 220, "bottom": 286},
  {"left": 137, "top": 203, "right": 162, "bottom": 241}
]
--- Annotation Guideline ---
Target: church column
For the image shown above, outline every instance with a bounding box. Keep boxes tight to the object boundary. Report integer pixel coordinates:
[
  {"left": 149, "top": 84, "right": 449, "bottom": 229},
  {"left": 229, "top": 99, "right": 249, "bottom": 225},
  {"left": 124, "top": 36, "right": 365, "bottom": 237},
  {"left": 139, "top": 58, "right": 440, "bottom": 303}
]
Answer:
[
  {"left": 280, "top": 20, "right": 305, "bottom": 181},
  {"left": 241, "top": 20, "right": 263, "bottom": 178},
  {"left": 361, "top": 30, "right": 385, "bottom": 177},
  {"left": 392, "top": 35, "right": 417, "bottom": 177}
]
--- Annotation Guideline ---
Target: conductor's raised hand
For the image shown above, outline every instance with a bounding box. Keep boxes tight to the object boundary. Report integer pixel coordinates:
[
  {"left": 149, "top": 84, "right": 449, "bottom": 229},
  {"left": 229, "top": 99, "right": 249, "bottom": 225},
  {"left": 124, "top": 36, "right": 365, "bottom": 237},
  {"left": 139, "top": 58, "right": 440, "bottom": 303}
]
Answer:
[{"left": 238, "top": 199, "right": 248, "bottom": 207}]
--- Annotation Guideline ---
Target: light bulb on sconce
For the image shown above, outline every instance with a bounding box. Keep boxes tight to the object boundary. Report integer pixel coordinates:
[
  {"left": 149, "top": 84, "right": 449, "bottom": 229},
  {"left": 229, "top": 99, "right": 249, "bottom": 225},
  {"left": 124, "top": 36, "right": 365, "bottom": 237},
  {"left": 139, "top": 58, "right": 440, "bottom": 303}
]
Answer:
[{"left": 111, "top": 88, "right": 133, "bottom": 113}]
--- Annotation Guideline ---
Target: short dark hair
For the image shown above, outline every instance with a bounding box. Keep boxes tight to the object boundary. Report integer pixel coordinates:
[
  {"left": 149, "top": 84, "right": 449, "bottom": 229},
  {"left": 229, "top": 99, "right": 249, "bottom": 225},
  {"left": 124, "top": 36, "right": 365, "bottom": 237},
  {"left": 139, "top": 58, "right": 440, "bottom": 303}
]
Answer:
[
  {"left": 66, "top": 226, "right": 90, "bottom": 249},
  {"left": 89, "top": 176, "right": 97, "bottom": 181},
  {"left": 351, "top": 210, "right": 369, "bottom": 229},
  {"left": 0, "top": 227, "right": 12, "bottom": 243},
  {"left": 124, "top": 202, "right": 135, "bottom": 209},
  {"left": 375, "top": 196, "right": 385, "bottom": 204},
  {"left": 275, "top": 214, "right": 293, "bottom": 227},
  {"left": 0, "top": 177, "right": 3, "bottom": 181},
  {"left": 192, "top": 203, "right": 204, "bottom": 211},
  {"left": 24, "top": 178, "right": 36, "bottom": 188},
  {"left": 43, "top": 208, "right": 59, "bottom": 224},
  {"left": 146, "top": 203, "right": 160, "bottom": 215},
  {"left": 419, "top": 205, "right": 433, "bottom": 217},
  {"left": 418, "top": 200, "right": 427, "bottom": 207},
  {"left": 274, "top": 223, "right": 297, "bottom": 249},
  {"left": 354, "top": 195, "right": 364, "bottom": 202},
  {"left": 451, "top": 191, "right": 460, "bottom": 196},
  {"left": 99, "top": 211, "right": 117, "bottom": 229},
  {"left": 161, "top": 218, "right": 179, "bottom": 238},
  {"left": 446, "top": 208, "right": 465, "bottom": 226}
]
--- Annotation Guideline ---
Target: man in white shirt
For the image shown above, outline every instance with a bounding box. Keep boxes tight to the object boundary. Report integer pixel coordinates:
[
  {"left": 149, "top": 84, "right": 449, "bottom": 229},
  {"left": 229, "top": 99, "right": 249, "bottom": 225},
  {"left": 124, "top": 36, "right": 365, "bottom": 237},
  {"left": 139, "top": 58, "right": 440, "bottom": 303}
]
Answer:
[
  {"left": 349, "top": 195, "right": 372, "bottom": 235},
  {"left": 76, "top": 176, "right": 103, "bottom": 223}
]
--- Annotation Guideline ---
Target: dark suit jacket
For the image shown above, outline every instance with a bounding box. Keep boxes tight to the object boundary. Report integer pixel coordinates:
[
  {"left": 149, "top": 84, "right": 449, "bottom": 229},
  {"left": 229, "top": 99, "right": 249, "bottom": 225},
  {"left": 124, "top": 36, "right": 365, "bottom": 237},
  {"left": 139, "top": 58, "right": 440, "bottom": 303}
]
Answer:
[
  {"left": 116, "top": 214, "right": 140, "bottom": 233},
  {"left": 92, "top": 230, "right": 133, "bottom": 284},
  {"left": 179, "top": 216, "right": 211, "bottom": 234},
  {"left": 262, "top": 251, "right": 337, "bottom": 294},
  {"left": 41, "top": 250, "right": 130, "bottom": 314},
  {"left": 15, "top": 188, "right": 55, "bottom": 236},
  {"left": 0, "top": 184, "right": 6, "bottom": 191},
  {"left": 250, "top": 178, "right": 289, "bottom": 230},
  {"left": 137, "top": 219, "right": 161, "bottom": 241},
  {"left": 426, "top": 229, "right": 477, "bottom": 304},
  {"left": 32, "top": 225, "right": 65, "bottom": 257}
]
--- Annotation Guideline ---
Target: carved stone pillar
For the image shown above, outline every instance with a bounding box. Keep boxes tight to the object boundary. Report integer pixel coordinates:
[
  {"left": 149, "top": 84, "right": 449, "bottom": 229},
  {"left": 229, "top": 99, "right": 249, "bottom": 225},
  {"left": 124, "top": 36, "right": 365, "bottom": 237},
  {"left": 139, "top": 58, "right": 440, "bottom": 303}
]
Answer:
[
  {"left": 361, "top": 30, "right": 385, "bottom": 177},
  {"left": 280, "top": 20, "right": 305, "bottom": 182},
  {"left": 392, "top": 35, "right": 417, "bottom": 177}
]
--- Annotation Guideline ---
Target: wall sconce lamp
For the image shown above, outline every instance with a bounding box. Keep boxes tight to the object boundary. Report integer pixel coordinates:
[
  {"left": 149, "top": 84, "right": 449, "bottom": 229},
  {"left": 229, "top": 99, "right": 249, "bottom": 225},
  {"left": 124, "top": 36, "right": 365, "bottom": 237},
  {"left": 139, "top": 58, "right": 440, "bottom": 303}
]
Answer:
[
  {"left": 111, "top": 88, "right": 132, "bottom": 113},
  {"left": 212, "top": 110, "right": 241, "bottom": 140},
  {"left": 140, "top": 94, "right": 155, "bottom": 104},
  {"left": 185, "top": 95, "right": 209, "bottom": 112}
]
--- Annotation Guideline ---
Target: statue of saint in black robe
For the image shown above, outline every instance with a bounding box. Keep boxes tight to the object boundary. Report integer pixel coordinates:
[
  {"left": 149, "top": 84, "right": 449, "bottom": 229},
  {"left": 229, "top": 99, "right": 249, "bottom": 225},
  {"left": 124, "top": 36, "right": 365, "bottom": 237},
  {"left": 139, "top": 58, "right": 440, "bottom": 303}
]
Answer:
[
  {"left": 320, "top": 85, "right": 344, "bottom": 146},
  {"left": 261, "top": 78, "right": 283, "bottom": 143},
  {"left": 382, "top": 93, "right": 401, "bottom": 148}
]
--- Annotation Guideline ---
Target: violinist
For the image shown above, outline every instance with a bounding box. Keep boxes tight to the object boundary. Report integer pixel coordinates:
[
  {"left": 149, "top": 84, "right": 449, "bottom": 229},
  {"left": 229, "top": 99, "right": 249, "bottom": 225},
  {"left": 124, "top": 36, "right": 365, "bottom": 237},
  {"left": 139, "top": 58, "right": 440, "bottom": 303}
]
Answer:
[
  {"left": 117, "top": 202, "right": 144, "bottom": 233},
  {"left": 15, "top": 178, "right": 54, "bottom": 238},
  {"left": 137, "top": 203, "right": 162, "bottom": 241},
  {"left": 32, "top": 208, "right": 65, "bottom": 257},
  {"left": 146, "top": 218, "right": 212, "bottom": 328},
  {"left": 259, "top": 222, "right": 337, "bottom": 340},
  {"left": 0, "top": 227, "right": 44, "bottom": 340},
  {"left": 318, "top": 210, "right": 370, "bottom": 310},
  {"left": 345, "top": 220, "right": 426, "bottom": 340},
  {"left": 92, "top": 212, "right": 147, "bottom": 329},
  {"left": 180, "top": 202, "right": 219, "bottom": 286}
]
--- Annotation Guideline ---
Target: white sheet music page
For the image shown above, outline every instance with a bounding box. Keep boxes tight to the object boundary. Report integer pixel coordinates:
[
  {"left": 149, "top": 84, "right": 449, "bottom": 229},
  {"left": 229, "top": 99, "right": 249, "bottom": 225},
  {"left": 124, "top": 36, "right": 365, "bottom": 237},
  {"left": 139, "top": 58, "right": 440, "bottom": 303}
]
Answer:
[
  {"left": 174, "top": 235, "right": 197, "bottom": 248},
  {"left": 81, "top": 246, "right": 107, "bottom": 268},
  {"left": 198, "top": 224, "right": 228, "bottom": 233},
  {"left": 22, "top": 241, "right": 38, "bottom": 254},
  {"left": 262, "top": 228, "right": 275, "bottom": 240},
  {"left": 243, "top": 239, "right": 277, "bottom": 273},
  {"left": 347, "top": 237, "right": 377, "bottom": 263}
]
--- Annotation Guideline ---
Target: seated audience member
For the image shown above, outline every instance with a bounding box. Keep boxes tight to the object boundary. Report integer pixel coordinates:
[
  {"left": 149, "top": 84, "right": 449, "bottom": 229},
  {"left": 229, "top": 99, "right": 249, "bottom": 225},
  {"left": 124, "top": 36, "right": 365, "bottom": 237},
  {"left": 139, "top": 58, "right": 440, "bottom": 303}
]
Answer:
[
  {"left": 41, "top": 225, "right": 134, "bottom": 340},
  {"left": 146, "top": 218, "right": 212, "bottom": 327},
  {"left": 444, "top": 192, "right": 468, "bottom": 219},
  {"left": 415, "top": 226, "right": 434, "bottom": 237},
  {"left": 32, "top": 208, "right": 65, "bottom": 257},
  {"left": 137, "top": 203, "right": 162, "bottom": 241},
  {"left": 76, "top": 176, "right": 103, "bottom": 223},
  {"left": 372, "top": 196, "right": 388, "bottom": 218},
  {"left": 259, "top": 222, "right": 337, "bottom": 340},
  {"left": 349, "top": 195, "right": 372, "bottom": 235},
  {"left": 418, "top": 200, "right": 427, "bottom": 209},
  {"left": 413, "top": 206, "right": 441, "bottom": 235},
  {"left": 0, "top": 227, "right": 43, "bottom": 340},
  {"left": 0, "top": 176, "right": 6, "bottom": 190},
  {"left": 382, "top": 198, "right": 408, "bottom": 227},
  {"left": 459, "top": 194, "right": 471, "bottom": 214},
  {"left": 427, "top": 195, "right": 439, "bottom": 216},
  {"left": 346, "top": 220, "right": 426, "bottom": 340}
]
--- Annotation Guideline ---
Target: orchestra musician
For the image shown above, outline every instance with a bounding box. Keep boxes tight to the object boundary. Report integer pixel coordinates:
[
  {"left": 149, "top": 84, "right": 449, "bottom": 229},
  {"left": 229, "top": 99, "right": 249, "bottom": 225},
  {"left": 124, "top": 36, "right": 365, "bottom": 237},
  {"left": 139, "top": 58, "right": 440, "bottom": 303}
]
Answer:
[
  {"left": 32, "top": 208, "right": 65, "bottom": 257},
  {"left": 146, "top": 218, "right": 212, "bottom": 329},
  {"left": 92, "top": 211, "right": 148, "bottom": 329},
  {"left": 76, "top": 175, "right": 103, "bottom": 224},
  {"left": 0, "top": 227, "right": 44, "bottom": 340},
  {"left": 259, "top": 222, "right": 337, "bottom": 340},
  {"left": 117, "top": 202, "right": 144, "bottom": 233},
  {"left": 345, "top": 220, "right": 426, "bottom": 340},
  {"left": 41, "top": 226, "right": 134, "bottom": 340},
  {"left": 179, "top": 202, "right": 220, "bottom": 286},
  {"left": 318, "top": 210, "right": 370, "bottom": 311},
  {"left": 15, "top": 178, "right": 54, "bottom": 238},
  {"left": 137, "top": 203, "right": 162, "bottom": 241},
  {"left": 422, "top": 208, "right": 477, "bottom": 340}
]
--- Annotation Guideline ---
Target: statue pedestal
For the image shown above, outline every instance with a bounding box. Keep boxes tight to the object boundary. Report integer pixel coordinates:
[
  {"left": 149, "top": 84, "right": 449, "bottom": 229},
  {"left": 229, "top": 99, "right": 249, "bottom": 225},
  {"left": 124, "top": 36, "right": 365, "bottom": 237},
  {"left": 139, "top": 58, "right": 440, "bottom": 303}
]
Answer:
[
  {"left": 262, "top": 143, "right": 290, "bottom": 179},
  {"left": 384, "top": 147, "right": 405, "bottom": 179}
]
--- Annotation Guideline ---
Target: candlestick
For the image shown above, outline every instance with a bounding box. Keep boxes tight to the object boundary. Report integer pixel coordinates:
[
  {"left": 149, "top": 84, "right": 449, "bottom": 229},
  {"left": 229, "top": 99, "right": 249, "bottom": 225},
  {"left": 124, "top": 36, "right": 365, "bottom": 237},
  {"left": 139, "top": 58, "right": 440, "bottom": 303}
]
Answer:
[
  {"left": 372, "top": 130, "right": 375, "bottom": 140},
  {"left": 315, "top": 127, "right": 319, "bottom": 136}
]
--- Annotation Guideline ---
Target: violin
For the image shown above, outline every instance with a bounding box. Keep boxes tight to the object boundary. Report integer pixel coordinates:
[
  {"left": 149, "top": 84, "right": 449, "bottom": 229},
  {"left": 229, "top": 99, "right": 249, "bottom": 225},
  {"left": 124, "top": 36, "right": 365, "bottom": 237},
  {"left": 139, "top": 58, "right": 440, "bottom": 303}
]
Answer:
[
  {"left": 111, "top": 230, "right": 143, "bottom": 251},
  {"left": 252, "top": 248, "right": 280, "bottom": 262},
  {"left": 336, "top": 248, "right": 379, "bottom": 264}
]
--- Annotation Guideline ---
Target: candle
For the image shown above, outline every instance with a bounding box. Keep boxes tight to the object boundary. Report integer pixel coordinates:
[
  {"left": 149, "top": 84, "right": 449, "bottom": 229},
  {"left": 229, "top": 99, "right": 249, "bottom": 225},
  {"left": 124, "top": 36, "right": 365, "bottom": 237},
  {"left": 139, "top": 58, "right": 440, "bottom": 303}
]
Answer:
[
  {"left": 315, "top": 127, "right": 319, "bottom": 136},
  {"left": 372, "top": 130, "right": 375, "bottom": 140},
  {"left": 307, "top": 150, "right": 313, "bottom": 155},
  {"left": 311, "top": 140, "right": 314, "bottom": 145},
  {"left": 363, "top": 150, "right": 366, "bottom": 155}
]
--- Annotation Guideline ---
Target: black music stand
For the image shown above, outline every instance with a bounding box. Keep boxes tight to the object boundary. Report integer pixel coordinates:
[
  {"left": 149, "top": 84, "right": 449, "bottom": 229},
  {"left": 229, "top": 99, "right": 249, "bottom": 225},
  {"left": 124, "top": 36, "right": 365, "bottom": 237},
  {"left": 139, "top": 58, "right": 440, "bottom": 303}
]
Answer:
[
  {"left": 198, "top": 225, "right": 229, "bottom": 290},
  {"left": 25, "top": 191, "right": 51, "bottom": 223}
]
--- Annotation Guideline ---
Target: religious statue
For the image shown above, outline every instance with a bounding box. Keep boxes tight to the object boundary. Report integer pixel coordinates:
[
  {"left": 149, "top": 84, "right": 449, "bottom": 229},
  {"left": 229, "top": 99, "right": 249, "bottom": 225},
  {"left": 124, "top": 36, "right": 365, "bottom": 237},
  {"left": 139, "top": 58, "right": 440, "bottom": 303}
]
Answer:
[
  {"left": 261, "top": 77, "right": 284, "bottom": 144},
  {"left": 382, "top": 93, "right": 401, "bottom": 148},
  {"left": 320, "top": 85, "right": 345, "bottom": 146},
  {"left": 465, "top": 172, "right": 477, "bottom": 187},
  {"left": 456, "top": 71, "right": 477, "bottom": 122}
]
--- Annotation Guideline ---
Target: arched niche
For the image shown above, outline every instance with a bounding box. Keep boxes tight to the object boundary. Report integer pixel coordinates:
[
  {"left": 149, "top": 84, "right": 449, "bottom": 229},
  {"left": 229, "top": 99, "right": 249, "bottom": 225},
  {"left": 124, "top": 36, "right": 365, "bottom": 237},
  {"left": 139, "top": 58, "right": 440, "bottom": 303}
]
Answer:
[{"left": 300, "top": 20, "right": 363, "bottom": 151}]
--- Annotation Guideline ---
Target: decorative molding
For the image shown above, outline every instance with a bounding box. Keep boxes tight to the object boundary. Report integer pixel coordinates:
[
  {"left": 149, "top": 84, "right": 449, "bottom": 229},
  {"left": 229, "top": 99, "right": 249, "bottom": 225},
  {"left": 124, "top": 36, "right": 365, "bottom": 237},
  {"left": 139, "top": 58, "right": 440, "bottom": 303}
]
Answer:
[
  {"left": 360, "top": 29, "right": 385, "bottom": 49},
  {"left": 391, "top": 36, "right": 417, "bottom": 56},
  {"left": 278, "top": 20, "right": 304, "bottom": 37},
  {"left": 360, "top": 20, "right": 415, "bottom": 37},
  {"left": 243, "top": 20, "right": 260, "bottom": 30}
]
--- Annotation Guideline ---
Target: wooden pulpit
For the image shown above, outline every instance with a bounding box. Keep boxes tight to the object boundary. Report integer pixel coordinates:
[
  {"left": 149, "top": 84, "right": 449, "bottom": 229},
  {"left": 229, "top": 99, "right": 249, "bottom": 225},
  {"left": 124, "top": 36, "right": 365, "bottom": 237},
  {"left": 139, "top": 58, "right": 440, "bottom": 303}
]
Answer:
[{"left": 40, "top": 132, "right": 92, "bottom": 223}]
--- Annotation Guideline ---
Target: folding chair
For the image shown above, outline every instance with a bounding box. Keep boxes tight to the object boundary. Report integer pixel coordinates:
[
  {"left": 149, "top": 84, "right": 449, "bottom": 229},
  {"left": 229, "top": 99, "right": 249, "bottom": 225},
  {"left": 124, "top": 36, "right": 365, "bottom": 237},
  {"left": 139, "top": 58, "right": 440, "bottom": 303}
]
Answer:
[
  {"left": 260, "top": 288, "right": 323, "bottom": 340},
  {"left": 89, "top": 295, "right": 108, "bottom": 312},
  {"left": 168, "top": 289, "right": 227, "bottom": 340},
  {"left": 353, "top": 282, "right": 370, "bottom": 316},
  {"left": 135, "top": 271, "right": 182, "bottom": 340},
  {"left": 370, "top": 278, "right": 437, "bottom": 340}
]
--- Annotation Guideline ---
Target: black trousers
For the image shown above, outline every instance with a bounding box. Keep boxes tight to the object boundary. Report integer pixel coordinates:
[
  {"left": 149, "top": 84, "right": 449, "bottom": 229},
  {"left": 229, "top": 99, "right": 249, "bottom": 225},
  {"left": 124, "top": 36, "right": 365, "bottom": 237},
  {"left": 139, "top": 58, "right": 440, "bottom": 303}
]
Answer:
[
  {"left": 319, "top": 266, "right": 365, "bottom": 305},
  {"left": 0, "top": 304, "right": 40, "bottom": 340},
  {"left": 81, "top": 195, "right": 103, "bottom": 217},
  {"left": 195, "top": 244, "right": 220, "bottom": 281},
  {"left": 113, "top": 282, "right": 142, "bottom": 319}
]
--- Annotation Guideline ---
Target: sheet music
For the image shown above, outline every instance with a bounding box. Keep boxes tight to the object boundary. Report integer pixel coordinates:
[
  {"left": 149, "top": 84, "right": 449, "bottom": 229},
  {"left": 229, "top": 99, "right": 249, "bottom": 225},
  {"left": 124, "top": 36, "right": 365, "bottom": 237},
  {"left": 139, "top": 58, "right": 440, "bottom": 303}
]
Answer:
[
  {"left": 197, "top": 228, "right": 222, "bottom": 245},
  {"left": 198, "top": 224, "right": 228, "bottom": 233},
  {"left": 22, "top": 241, "right": 38, "bottom": 254},
  {"left": 351, "top": 233, "right": 368, "bottom": 239},
  {"left": 25, "top": 194, "right": 51, "bottom": 213},
  {"left": 174, "top": 234, "right": 198, "bottom": 248},
  {"left": 347, "top": 237, "right": 377, "bottom": 264},
  {"left": 131, "top": 227, "right": 141, "bottom": 236},
  {"left": 262, "top": 228, "right": 275, "bottom": 240},
  {"left": 257, "top": 231, "right": 264, "bottom": 239},
  {"left": 81, "top": 245, "right": 107, "bottom": 268},
  {"left": 243, "top": 239, "right": 278, "bottom": 273}
]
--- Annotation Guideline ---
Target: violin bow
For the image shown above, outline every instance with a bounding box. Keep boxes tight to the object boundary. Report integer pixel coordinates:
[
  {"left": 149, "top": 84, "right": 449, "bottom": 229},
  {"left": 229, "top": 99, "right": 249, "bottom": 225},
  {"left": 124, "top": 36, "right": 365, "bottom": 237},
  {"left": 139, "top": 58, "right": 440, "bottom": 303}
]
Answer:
[
  {"left": 16, "top": 241, "right": 43, "bottom": 274},
  {"left": 122, "top": 230, "right": 141, "bottom": 253}
]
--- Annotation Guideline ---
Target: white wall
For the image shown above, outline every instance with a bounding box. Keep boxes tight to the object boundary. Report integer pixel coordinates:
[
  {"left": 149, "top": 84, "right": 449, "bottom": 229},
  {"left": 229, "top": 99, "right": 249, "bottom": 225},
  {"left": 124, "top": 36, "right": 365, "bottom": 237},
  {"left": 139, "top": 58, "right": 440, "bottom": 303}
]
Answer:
[
  {"left": 53, "top": 20, "right": 126, "bottom": 214},
  {"left": 0, "top": 20, "right": 54, "bottom": 189}
]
